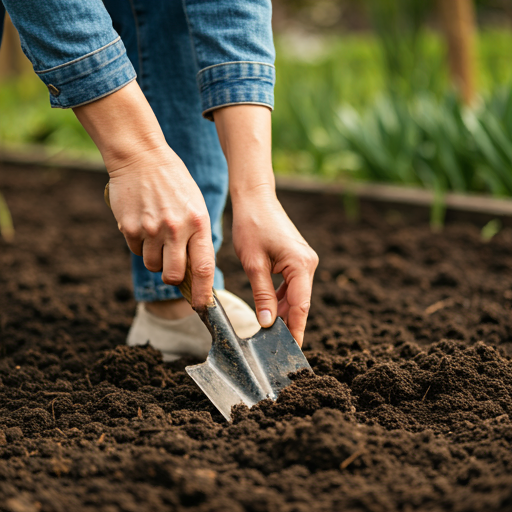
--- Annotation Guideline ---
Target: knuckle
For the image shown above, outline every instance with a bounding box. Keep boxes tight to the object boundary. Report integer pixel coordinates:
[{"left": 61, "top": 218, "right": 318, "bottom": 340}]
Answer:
[
  {"left": 162, "top": 218, "right": 181, "bottom": 238},
  {"left": 141, "top": 219, "right": 160, "bottom": 238},
  {"left": 298, "top": 301, "right": 311, "bottom": 315},
  {"left": 127, "top": 242, "right": 142, "bottom": 256},
  {"left": 244, "top": 259, "right": 266, "bottom": 276},
  {"left": 119, "top": 221, "right": 140, "bottom": 240},
  {"left": 189, "top": 210, "right": 208, "bottom": 231},
  {"left": 252, "top": 290, "right": 275, "bottom": 303},
  {"left": 144, "top": 259, "right": 162, "bottom": 273},
  {"left": 298, "top": 249, "right": 319, "bottom": 270},
  {"left": 192, "top": 260, "right": 215, "bottom": 279},
  {"left": 310, "top": 250, "right": 320, "bottom": 268},
  {"left": 162, "top": 272, "right": 183, "bottom": 285}
]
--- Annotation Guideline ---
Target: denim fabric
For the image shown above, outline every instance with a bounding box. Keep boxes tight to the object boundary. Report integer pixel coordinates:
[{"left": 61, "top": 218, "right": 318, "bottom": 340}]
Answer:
[
  {"left": 182, "top": 0, "right": 275, "bottom": 118},
  {"left": 198, "top": 62, "right": 275, "bottom": 120},
  {"left": 35, "top": 38, "right": 137, "bottom": 109},
  {"left": 105, "top": 0, "right": 229, "bottom": 300},
  {"left": 1, "top": 0, "right": 275, "bottom": 116},
  {"left": 1, "top": 0, "right": 276, "bottom": 301},
  {"left": 2, "top": 0, "right": 136, "bottom": 108}
]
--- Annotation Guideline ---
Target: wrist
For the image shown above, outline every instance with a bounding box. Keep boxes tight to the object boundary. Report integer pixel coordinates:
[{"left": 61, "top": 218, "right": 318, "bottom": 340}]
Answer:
[
  {"left": 102, "top": 131, "right": 167, "bottom": 171},
  {"left": 213, "top": 105, "right": 277, "bottom": 205},
  {"left": 229, "top": 171, "right": 277, "bottom": 206},
  {"left": 73, "top": 81, "right": 167, "bottom": 170}
]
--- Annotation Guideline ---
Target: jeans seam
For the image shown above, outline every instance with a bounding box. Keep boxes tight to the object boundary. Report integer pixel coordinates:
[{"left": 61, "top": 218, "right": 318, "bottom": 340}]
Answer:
[
  {"left": 47, "top": 50, "right": 131, "bottom": 87},
  {"left": 35, "top": 36, "right": 121, "bottom": 74},
  {"left": 127, "top": 0, "right": 144, "bottom": 91},
  {"left": 51, "top": 76, "right": 136, "bottom": 109},
  {"left": 197, "top": 61, "right": 275, "bottom": 76},
  {"left": 181, "top": 0, "right": 201, "bottom": 74},
  {"left": 198, "top": 76, "right": 274, "bottom": 92}
]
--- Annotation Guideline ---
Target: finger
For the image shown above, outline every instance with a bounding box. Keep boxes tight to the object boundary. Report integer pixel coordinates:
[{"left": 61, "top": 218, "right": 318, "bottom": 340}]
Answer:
[
  {"left": 187, "top": 232, "right": 215, "bottom": 307},
  {"left": 118, "top": 222, "right": 143, "bottom": 256},
  {"left": 161, "top": 242, "right": 187, "bottom": 286},
  {"left": 124, "top": 236, "right": 143, "bottom": 256},
  {"left": 277, "top": 295, "right": 289, "bottom": 319},
  {"left": 142, "top": 239, "right": 164, "bottom": 272},
  {"left": 283, "top": 274, "right": 313, "bottom": 347},
  {"left": 276, "top": 280, "right": 288, "bottom": 301},
  {"left": 245, "top": 259, "right": 278, "bottom": 328}
]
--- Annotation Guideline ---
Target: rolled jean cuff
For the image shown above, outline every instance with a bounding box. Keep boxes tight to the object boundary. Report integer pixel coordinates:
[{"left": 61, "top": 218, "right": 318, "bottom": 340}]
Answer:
[
  {"left": 197, "top": 61, "right": 275, "bottom": 120},
  {"left": 35, "top": 37, "right": 137, "bottom": 109}
]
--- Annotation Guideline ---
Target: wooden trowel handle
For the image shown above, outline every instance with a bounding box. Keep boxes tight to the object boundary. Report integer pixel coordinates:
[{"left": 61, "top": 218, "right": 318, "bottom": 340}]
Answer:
[
  {"left": 178, "top": 264, "right": 194, "bottom": 305},
  {"left": 104, "top": 182, "right": 209, "bottom": 307}
]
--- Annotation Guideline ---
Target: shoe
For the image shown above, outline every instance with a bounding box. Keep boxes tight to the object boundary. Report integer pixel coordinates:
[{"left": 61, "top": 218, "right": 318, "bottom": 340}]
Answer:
[{"left": 126, "top": 290, "right": 260, "bottom": 361}]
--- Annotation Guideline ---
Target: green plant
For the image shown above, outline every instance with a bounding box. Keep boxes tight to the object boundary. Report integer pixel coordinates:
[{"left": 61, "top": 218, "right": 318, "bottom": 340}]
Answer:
[
  {"left": 337, "top": 88, "right": 512, "bottom": 195},
  {"left": 365, "top": 0, "right": 442, "bottom": 97},
  {"left": 0, "top": 191, "right": 14, "bottom": 242},
  {"left": 481, "top": 218, "right": 502, "bottom": 241}
]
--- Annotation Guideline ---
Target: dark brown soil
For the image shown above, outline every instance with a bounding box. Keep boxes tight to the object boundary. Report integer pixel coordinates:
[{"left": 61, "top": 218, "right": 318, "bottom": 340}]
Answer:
[{"left": 1, "top": 164, "right": 512, "bottom": 512}]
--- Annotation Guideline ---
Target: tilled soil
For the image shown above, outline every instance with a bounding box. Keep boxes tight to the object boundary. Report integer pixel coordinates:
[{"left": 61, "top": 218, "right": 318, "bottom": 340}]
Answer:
[{"left": 1, "top": 165, "right": 512, "bottom": 512}]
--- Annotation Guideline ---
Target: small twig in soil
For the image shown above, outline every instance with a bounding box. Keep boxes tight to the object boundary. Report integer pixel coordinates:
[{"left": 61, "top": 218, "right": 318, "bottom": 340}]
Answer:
[
  {"left": 0, "top": 191, "right": 14, "bottom": 243},
  {"left": 422, "top": 385, "right": 432, "bottom": 401},
  {"left": 340, "top": 446, "right": 366, "bottom": 470},
  {"left": 97, "top": 433, "right": 106, "bottom": 444},
  {"left": 425, "top": 298, "right": 453, "bottom": 315},
  {"left": 50, "top": 398, "right": 57, "bottom": 424}
]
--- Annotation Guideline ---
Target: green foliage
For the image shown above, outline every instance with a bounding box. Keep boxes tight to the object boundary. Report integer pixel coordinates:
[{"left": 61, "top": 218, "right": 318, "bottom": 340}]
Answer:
[
  {"left": 481, "top": 218, "right": 502, "bottom": 241},
  {"left": 0, "top": 74, "right": 97, "bottom": 155},
  {"left": 272, "top": 29, "right": 512, "bottom": 200},
  {"left": 1, "top": 30, "right": 512, "bottom": 201},
  {"left": 0, "top": 191, "right": 14, "bottom": 242},
  {"left": 336, "top": 88, "right": 512, "bottom": 197},
  {"left": 365, "top": 0, "right": 436, "bottom": 96}
]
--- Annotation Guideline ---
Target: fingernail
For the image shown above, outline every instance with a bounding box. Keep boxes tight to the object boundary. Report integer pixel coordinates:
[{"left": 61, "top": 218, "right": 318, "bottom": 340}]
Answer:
[{"left": 258, "top": 309, "right": 272, "bottom": 327}]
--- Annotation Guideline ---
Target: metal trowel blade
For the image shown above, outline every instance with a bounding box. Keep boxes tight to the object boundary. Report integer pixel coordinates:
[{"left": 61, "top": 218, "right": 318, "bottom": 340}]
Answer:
[{"left": 186, "top": 301, "right": 312, "bottom": 421}]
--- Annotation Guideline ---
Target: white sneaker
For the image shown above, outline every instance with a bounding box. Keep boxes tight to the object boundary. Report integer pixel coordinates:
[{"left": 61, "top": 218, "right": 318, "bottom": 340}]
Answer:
[{"left": 126, "top": 290, "right": 260, "bottom": 361}]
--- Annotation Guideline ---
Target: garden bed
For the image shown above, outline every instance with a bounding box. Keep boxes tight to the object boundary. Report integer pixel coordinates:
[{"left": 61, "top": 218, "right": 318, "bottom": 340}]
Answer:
[{"left": 1, "top": 165, "right": 512, "bottom": 512}]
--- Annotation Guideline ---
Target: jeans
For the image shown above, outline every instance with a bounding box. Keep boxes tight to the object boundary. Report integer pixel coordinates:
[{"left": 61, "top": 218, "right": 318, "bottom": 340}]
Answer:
[{"left": 0, "top": 0, "right": 275, "bottom": 301}]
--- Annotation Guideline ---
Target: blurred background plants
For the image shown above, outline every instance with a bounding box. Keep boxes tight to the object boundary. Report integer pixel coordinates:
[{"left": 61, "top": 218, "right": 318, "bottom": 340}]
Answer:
[{"left": 1, "top": 0, "right": 512, "bottom": 199}]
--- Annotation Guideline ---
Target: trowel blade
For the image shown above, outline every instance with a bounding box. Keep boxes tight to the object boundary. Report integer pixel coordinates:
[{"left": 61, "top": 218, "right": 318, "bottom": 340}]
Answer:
[
  {"left": 240, "top": 317, "right": 312, "bottom": 398},
  {"left": 186, "top": 361, "right": 253, "bottom": 421},
  {"left": 186, "top": 317, "right": 311, "bottom": 421}
]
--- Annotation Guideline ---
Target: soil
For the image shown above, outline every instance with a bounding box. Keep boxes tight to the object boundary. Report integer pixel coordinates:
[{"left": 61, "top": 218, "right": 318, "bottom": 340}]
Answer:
[{"left": 1, "top": 164, "right": 512, "bottom": 512}]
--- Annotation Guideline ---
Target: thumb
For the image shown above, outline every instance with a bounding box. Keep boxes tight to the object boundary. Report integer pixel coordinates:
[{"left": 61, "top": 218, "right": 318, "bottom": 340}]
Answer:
[{"left": 245, "top": 261, "right": 278, "bottom": 328}]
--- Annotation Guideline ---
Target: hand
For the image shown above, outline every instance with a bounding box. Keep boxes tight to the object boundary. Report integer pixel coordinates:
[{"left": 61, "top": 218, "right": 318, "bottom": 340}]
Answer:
[
  {"left": 107, "top": 146, "right": 215, "bottom": 307},
  {"left": 231, "top": 190, "right": 318, "bottom": 346},
  {"left": 213, "top": 104, "right": 318, "bottom": 345},
  {"left": 74, "top": 81, "right": 214, "bottom": 307}
]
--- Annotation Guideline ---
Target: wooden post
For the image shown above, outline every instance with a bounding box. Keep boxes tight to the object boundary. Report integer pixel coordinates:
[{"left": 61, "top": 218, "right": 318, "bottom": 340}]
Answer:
[{"left": 438, "top": 0, "right": 477, "bottom": 105}]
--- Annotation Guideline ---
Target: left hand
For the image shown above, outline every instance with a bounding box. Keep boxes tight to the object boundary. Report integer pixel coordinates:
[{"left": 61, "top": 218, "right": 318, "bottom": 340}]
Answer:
[{"left": 231, "top": 190, "right": 318, "bottom": 346}]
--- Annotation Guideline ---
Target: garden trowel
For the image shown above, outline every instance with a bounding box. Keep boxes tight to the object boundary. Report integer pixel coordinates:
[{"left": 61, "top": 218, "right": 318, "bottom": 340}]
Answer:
[
  {"left": 104, "top": 182, "right": 311, "bottom": 421},
  {"left": 178, "top": 268, "right": 312, "bottom": 421}
]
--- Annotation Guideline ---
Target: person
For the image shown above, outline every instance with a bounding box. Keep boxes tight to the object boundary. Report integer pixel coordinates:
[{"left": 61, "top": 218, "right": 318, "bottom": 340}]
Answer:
[{"left": 0, "top": 0, "right": 318, "bottom": 361}]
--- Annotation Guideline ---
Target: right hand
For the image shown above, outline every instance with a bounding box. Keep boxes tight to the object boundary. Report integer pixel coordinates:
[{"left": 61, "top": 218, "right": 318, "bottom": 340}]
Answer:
[
  {"left": 72, "top": 81, "right": 214, "bottom": 307},
  {"left": 107, "top": 145, "right": 215, "bottom": 308}
]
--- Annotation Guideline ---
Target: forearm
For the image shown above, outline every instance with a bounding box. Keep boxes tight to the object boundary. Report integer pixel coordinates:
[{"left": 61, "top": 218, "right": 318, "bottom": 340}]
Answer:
[
  {"left": 73, "top": 81, "right": 168, "bottom": 172},
  {"left": 213, "top": 104, "right": 318, "bottom": 342},
  {"left": 213, "top": 105, "right": 276, "bottom": 202},
  {"left": 74, "top": 81, "right": 214, "bottom": 307}
]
